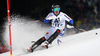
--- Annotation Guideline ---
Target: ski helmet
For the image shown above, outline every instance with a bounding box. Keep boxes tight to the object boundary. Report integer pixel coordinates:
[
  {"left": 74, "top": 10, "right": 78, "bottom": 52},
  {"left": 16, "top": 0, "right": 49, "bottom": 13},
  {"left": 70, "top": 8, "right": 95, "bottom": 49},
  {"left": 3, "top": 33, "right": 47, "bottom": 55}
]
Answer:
[{"left": 51, "top": 4, "right": 60, "bottom": 12}]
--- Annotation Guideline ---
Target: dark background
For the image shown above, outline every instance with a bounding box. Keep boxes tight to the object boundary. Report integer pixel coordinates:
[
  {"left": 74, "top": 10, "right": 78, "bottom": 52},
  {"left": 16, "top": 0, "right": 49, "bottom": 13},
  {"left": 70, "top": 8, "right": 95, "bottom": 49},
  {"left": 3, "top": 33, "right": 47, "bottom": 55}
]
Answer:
[
  {"left": 0, "top": 0, "right": 100, "bottom": 22},
  {"left": 0, "top": 0, "right": 100, "bottom": 45}
]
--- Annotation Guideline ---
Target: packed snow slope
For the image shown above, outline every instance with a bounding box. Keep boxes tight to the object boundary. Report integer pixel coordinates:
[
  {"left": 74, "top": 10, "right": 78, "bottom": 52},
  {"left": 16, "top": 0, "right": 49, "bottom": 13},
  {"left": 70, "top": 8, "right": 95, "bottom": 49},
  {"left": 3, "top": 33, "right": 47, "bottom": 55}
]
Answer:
[{"left": 1, "top": 15, "right": 100, "bottom": 56}]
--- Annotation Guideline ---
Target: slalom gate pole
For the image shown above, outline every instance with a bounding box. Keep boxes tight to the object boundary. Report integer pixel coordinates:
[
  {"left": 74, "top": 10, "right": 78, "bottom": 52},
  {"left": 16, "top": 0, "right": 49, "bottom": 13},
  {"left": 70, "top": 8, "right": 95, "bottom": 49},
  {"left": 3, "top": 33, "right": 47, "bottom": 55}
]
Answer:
[{"left": 7, "top": 0, "right": 12, "bottom": 56}]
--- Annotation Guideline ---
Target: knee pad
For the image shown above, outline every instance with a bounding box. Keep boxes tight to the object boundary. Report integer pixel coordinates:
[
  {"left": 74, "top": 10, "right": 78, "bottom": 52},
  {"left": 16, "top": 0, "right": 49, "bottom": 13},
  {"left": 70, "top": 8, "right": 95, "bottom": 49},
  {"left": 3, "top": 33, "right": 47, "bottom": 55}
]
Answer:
[
  {"left": 35, "top": 37, "right": 46, "bottom": 45},
  {"left": 47, "top": 29, "right": 60, "bottom": 44}
]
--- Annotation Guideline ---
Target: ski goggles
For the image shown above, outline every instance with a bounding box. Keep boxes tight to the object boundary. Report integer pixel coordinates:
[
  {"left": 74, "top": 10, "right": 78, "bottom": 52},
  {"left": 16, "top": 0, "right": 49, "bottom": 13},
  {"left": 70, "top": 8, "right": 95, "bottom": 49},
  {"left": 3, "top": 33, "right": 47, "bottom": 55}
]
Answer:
[{"left": 53, "top": 8, "right": 60, "bottom": 12}]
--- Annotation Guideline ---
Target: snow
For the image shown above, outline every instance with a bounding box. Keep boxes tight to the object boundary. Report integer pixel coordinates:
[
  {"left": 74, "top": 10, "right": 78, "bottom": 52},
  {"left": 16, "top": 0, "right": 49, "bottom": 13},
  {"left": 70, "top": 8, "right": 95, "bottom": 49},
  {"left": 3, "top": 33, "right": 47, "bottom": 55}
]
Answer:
[{"left": 0, "top": 16, "right": 100, "bottom": 56}]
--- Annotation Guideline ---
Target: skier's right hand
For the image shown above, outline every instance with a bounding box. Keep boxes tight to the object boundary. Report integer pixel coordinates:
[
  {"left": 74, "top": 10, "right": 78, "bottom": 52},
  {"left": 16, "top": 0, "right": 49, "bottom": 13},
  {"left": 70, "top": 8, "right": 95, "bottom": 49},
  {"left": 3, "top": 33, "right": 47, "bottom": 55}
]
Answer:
[{"left": 46, "top": 16, "right": 55, "bottom": 20}]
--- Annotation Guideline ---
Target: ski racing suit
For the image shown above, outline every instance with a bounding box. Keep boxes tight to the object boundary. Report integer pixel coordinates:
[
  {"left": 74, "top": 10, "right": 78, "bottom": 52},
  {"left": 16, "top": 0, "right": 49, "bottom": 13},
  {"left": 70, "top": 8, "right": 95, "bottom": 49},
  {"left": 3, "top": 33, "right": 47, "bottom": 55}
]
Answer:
[
  {"left": 30, "top": 12, "right": 73, "bottom": 52},
  {"left": 44, "top": 12, "right": 73, "bottom": 44}
]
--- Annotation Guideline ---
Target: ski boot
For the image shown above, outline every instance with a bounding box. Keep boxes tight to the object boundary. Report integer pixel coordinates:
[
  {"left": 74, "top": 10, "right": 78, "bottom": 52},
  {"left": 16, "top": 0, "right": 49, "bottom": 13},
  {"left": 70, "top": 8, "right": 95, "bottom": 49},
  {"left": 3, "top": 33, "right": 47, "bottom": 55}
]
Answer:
[
  {"left": 44, "top": 41, "right": 49, "bottom": 49},
  {"left": 28, "top": 37, "right": 46, "bottom": 52}
]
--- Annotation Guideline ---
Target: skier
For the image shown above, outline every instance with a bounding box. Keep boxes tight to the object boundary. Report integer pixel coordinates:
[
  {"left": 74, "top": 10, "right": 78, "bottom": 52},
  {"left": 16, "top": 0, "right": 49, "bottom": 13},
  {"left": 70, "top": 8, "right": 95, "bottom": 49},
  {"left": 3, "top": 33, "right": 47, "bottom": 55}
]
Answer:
[{"left": 28, "top": 4, "right": 74, "bottom": 52}]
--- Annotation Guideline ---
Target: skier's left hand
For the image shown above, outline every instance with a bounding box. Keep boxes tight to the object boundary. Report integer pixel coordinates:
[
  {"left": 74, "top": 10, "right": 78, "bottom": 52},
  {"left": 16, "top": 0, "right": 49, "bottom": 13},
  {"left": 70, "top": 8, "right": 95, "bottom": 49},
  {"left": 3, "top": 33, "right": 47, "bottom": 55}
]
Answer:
[{"left": 67, "top": 24, "right": 74, "bottom": 29}]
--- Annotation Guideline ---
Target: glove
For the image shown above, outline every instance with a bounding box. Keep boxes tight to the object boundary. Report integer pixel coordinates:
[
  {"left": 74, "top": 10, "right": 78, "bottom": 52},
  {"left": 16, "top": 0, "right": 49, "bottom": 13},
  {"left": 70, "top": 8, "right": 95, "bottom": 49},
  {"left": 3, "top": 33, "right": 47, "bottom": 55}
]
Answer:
[
  {"left": 46, "top": 16, "right": 55, "bottom": 20},
  {"left": 67, "top": 24, "right": 74, "bottom": 29}
]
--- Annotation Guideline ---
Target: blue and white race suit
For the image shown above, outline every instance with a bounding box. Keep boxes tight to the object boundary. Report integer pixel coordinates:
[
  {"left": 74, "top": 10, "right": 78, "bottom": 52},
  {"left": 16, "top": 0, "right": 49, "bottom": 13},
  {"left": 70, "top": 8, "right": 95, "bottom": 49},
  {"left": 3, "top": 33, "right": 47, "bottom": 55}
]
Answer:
[{"left": 44, "top": 12, "right": 73, "bottom": 40}]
